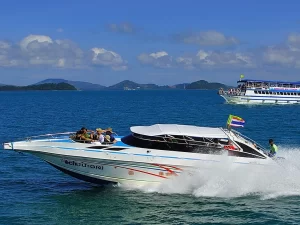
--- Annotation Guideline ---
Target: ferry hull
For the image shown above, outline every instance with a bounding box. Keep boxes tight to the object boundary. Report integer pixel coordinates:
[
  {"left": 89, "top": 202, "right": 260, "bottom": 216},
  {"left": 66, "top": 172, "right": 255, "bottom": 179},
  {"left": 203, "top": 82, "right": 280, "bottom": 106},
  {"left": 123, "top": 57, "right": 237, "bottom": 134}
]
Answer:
[{"left": 221, "top": 94, "right": 300, "bottom": 104}]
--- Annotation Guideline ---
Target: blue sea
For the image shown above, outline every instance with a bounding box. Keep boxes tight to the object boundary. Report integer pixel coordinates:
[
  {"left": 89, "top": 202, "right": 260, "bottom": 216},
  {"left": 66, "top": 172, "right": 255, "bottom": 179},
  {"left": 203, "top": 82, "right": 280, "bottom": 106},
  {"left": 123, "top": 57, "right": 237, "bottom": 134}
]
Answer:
[{"left": 1, "top": 90, "right": 300, "bottom": 225}]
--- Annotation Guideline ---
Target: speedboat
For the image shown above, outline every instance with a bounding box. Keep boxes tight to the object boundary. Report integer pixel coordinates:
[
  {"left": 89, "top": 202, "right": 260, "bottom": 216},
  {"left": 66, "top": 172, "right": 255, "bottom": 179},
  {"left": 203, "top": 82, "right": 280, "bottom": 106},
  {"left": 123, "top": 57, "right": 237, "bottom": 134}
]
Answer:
[
  {"left": 218, "top": 79, "right": 300, "bottom": 104},
  {"left": 2, "top": 124, "right": 279, "bottom": 186}
]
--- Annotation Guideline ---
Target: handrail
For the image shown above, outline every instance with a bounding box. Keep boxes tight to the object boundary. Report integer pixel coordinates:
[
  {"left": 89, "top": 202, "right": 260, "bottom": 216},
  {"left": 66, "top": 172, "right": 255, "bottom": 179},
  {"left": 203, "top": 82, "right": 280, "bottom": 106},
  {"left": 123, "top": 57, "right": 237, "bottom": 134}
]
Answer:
[
  {"left": 3, "top": 132, "right": 76, "bottom": 144},
  {"left": 220, "top": 127, "right": 243, "bottom": 151},
  {"left": 229, "top": 129, "right": 267, "bottom": 153}
]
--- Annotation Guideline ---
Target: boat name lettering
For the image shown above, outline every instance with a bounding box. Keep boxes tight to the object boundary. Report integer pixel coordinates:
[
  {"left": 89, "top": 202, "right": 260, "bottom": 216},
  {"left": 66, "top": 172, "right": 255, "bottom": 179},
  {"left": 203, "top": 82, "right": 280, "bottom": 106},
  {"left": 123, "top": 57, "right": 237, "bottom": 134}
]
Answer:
[{"left": 63, "top": 160, "right": 103, "bottom": 170}]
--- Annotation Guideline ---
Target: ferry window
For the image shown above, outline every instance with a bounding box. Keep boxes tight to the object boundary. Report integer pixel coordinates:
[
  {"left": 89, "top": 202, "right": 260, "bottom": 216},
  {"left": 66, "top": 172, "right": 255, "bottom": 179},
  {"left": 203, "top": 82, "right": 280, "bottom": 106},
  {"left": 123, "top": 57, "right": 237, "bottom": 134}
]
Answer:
[
  {"left": 254, "top": 91, "right": 257, "bottom": 94},
  {"left": 280, "top": 92, "right": 283, "bottom": 95},
  {"left": 258, "top": 91, "right": 261, "bottom": 94},
  {"left": 284, "top": 92, "right": 287, "bottom": 95},
  {"left": 288, "top": 93, "right": 291, "bottom": 95},
  {"left": 298, "top": 93, "right": 300, "bottom": 95},
  {"left": 262, "top": 91, "right": 265, "bottom": 94}
]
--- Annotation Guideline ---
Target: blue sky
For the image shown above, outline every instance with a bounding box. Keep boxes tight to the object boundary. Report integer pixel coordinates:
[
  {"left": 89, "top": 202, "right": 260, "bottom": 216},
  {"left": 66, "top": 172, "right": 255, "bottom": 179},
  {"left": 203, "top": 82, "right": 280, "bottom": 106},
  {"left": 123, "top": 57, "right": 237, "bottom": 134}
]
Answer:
[{"left": 1, "top": 0, "right": 300, "bottom": 86}]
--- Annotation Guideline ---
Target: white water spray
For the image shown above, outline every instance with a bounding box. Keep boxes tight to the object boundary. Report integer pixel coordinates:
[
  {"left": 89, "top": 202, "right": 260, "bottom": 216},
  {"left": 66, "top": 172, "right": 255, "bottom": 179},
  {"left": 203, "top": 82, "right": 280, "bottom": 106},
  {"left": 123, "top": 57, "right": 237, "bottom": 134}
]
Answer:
[{"left": 123, "top": 147, "right": 300, "bottom": 199}]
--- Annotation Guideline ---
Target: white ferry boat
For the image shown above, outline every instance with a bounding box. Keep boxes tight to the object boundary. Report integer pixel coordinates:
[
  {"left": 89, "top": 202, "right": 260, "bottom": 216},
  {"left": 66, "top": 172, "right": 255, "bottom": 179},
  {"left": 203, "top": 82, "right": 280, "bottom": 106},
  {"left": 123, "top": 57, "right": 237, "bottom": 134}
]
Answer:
[{"left": 218, "top": 79, "right": 300, "bottom": 104}]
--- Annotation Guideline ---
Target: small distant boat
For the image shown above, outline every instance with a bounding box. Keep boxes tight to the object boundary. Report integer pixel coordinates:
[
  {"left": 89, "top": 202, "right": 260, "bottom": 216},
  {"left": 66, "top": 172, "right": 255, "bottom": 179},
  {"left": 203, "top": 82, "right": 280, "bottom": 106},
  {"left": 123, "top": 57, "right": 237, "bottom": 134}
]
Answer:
[{"left": 218, "top": 79, "right": 300, "bottom": 104}]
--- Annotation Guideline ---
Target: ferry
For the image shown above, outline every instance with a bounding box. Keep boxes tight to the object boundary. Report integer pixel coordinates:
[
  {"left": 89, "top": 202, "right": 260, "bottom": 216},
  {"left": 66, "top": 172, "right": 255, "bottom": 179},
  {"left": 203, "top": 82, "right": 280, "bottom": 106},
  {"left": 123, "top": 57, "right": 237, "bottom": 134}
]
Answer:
[{"left": 218, "top": 79, "right": 300, "bottom": 104}]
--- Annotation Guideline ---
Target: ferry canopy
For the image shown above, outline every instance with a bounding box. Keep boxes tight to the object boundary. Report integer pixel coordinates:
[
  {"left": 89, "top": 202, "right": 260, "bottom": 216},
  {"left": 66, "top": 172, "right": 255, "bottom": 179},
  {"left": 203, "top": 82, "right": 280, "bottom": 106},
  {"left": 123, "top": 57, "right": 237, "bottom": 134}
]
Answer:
[
  {"left": 238, "top": 79, "right": 300, "bottom": 85},
  {"left": 130, "top": 124, "right": 227, "bottom": 139}
]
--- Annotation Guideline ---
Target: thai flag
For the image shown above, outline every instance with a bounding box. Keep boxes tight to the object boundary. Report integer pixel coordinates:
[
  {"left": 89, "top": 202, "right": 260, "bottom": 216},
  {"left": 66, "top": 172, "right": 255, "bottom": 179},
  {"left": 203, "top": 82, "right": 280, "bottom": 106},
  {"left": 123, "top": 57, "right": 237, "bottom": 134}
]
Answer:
[{"left": 227, "top": 115, "right": 245, "bottom": 127}]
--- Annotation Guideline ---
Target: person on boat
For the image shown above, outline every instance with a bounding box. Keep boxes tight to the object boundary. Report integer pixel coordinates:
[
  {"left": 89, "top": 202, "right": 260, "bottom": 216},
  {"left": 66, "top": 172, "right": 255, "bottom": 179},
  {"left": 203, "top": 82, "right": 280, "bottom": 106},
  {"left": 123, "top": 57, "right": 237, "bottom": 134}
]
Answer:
[
  {"left": 94, "top": 128, "right": 105, "bottom": 143},
  {"left": 76, "top": 127, "right": 94, "bottom": 143},
  {"left": 268, "top": 139, "right": 278, "bottom": 157},
  {"left": 104, "top": 135, "right": 111, "bottom": 143},
  {"left": 105, "top": 127, "right": 117, "bottom": 143},
  {"left": 224, "top": 140, "right": 236, "bottom": 150}
]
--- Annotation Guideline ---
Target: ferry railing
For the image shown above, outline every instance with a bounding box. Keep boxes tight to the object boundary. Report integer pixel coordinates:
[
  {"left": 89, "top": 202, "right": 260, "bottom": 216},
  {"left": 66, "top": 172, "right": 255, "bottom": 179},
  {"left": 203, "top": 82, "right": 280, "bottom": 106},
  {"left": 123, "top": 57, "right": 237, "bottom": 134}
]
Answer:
[{"left": 218, "top": 90, "right": 245, "bottom": 96}]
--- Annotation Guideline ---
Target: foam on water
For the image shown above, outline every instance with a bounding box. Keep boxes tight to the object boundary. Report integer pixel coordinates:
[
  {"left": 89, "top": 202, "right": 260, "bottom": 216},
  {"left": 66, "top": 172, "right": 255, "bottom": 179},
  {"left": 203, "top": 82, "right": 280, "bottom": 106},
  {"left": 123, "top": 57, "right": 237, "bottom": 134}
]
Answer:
[{"left": 123, "top": 147, "right": 300, "bottom": 199}]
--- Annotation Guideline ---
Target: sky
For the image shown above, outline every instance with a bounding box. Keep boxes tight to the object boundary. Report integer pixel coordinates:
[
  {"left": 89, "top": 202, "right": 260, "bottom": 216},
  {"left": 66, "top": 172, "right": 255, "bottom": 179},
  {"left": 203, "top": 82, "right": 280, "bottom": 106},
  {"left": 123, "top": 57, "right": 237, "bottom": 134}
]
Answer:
[{"left": 1, "top": 0, "right": 300, "bottom": 86}]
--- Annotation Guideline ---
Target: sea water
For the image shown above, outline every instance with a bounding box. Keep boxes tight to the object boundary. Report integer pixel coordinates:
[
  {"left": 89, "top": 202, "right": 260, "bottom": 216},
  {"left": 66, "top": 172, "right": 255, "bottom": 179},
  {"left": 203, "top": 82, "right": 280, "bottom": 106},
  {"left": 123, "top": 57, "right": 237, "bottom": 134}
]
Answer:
[{"left": 0, "top": 90, "right": 300, "bottom": 225}]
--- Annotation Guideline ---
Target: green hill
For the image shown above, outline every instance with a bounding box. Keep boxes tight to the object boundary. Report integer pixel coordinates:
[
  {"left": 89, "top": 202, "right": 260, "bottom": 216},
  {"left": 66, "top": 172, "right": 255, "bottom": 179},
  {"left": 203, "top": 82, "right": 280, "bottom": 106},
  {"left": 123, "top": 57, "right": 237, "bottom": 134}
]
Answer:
[
  {"left": 0, "top": 82, "right": 77, "bottom": 91},
  {"left": 36, "top": 79, "right": 105, "bottom": 90},
  {"left": 186, "top": 80, "right": 228, "bottom": 90}
]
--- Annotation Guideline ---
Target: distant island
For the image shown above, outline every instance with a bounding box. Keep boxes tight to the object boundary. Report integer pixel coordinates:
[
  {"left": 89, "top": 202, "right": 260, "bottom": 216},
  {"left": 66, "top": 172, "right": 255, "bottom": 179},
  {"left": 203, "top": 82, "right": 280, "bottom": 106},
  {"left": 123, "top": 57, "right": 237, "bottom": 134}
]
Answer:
[
  {"left": 0, "top": 79, "right": 231, "bottom": 91},
  {"left": 0, "top": 82, "right": 77, "bottom": 91}
]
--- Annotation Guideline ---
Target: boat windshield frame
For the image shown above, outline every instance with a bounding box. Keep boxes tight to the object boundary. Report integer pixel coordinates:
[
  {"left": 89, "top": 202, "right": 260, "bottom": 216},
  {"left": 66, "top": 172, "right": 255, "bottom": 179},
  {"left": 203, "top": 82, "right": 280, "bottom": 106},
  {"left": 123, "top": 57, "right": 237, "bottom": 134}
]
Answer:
[
  {"left": 228, "top": 128, "right": 267, "bottom": 153},
  {"left": 131, "top": 132, "right": 230, "bottom": 149}
]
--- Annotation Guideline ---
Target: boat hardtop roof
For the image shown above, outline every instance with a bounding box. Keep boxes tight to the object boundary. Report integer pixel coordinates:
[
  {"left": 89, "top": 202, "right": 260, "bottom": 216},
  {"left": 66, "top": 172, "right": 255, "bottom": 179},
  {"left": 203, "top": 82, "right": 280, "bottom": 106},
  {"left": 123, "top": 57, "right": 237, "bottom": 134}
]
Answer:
[
  {"left": 238, "top": 79, "right": 300, "bottom": 85},
  {"left": 130, "top": 124, "right": 228, "bottom": 139}
]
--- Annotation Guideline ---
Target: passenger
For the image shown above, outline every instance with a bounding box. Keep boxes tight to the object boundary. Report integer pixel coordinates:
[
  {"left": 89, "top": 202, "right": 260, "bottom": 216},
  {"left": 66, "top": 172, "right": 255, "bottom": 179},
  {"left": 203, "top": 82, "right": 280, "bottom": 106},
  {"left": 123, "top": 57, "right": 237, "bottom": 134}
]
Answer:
[
  {"left": 95, "top": 128, "right": 105, "bottom": 143},
  {"left": 75, "top": 127, "right": 84, "bottom": 140},
  {"left": 268, "top": 139, "right": 278, "bottom": 157},
  {"left": 224, "top": 140, "right": 236, "bottom": 150},
  {"left": 105, "top": 127, "right": 117, "bottom": 143},
  {"left": 78, "top": 127, "right": 94, "bottom": 143},
  {"left": 104, "top": 135, "right": 111, "bottom": 143}
]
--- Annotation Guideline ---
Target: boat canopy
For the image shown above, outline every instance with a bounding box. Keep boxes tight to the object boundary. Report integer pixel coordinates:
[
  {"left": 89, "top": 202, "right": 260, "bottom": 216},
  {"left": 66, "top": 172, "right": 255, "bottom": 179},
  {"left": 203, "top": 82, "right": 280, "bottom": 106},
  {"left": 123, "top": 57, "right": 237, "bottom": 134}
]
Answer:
[
  {"left": 238, "top": 79, "right": 300, "bottom": 85},
  {"left": 130, "top": 124, "right": 227, "bottom": 139}
]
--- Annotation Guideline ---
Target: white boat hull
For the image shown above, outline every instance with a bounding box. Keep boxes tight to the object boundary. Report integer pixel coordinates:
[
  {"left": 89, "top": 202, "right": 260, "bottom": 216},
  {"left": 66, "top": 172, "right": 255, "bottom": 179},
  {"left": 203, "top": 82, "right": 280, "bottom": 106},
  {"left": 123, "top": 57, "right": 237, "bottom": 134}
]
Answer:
[{"left": 4, "top": 139, "right": 279, "bottom": 186}]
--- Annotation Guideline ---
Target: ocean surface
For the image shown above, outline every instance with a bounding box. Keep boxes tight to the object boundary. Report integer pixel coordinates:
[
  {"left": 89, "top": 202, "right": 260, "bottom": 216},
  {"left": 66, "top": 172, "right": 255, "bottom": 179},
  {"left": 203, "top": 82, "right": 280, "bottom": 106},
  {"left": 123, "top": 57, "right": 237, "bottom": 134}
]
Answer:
[{"left": 1, "top": 90, "right": 300, "bottom": 225}]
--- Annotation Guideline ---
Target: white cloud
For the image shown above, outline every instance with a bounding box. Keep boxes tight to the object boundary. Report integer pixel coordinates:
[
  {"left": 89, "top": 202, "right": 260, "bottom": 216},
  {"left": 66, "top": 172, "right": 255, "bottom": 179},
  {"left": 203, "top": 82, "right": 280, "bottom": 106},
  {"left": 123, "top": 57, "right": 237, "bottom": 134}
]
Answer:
[
  {"left": 138, "top": 51, "right": 173, "bottom": 68},
  {"left": 91, "top": 48, "right": 128, "bottom": 71},
  {"left": 0, "top": 34, "right": 128, "bottom": 71},
  {"left": 174, "top": 30, "right": 239, "bottom": 46},
  {"left": 20, "top": 35, "right": 53, "bottom": 51},
  {"left": 287, "top": 33, "right": 300, "bottom": 50},
  {"left": 175, "top": 50, "right": 256, "bottom": 69},
  {"left": 0, "top": 41, "right": 11, "bottom": 49}
]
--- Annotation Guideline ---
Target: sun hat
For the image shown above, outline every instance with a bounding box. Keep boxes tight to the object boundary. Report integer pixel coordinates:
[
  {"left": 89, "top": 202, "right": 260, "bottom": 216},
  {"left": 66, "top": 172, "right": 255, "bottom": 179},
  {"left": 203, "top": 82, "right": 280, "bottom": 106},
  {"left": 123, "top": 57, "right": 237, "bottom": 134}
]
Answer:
[
  {"left": 105, "top": 135, "right": 111, "bottom": 142},
  {"left": 96, "top": 128, "right": 104, "bottom": 133}
]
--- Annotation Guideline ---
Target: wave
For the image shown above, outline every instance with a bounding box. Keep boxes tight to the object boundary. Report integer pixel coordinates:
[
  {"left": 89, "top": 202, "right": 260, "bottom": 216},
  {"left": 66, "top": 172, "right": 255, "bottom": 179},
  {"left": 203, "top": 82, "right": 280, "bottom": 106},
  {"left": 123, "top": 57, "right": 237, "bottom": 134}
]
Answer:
[{"left": 122, "top": 146, "right": 300, "bottom": 199}]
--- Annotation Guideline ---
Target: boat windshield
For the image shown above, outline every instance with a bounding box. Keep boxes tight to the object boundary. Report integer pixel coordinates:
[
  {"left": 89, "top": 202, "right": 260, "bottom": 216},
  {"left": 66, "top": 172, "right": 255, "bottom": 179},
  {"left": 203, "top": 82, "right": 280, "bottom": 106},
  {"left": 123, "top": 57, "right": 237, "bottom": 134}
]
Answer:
[{"left": 228, "top": 129, "right": 267, "bottom": 153}]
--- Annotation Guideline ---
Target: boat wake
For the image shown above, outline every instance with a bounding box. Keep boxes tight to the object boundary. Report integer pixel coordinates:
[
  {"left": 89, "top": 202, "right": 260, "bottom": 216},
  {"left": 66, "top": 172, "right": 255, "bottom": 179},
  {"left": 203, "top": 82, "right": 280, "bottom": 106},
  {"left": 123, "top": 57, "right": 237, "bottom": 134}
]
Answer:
[{"left": 122, "top": 146, "right": 300, "bottom": 199}]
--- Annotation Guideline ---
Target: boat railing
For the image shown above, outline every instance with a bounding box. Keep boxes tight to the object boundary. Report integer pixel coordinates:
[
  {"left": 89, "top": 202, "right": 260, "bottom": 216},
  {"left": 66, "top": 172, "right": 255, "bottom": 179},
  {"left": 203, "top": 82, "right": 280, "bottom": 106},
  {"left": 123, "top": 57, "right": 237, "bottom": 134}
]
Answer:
[
  {"left": 3, "top": 132, "right": 76, "bottom": 144},
  {"left": 218, "top": 89, "right": 245, "bottom": 96},
  {"left": 229, "top": 129, "right": 268, "bottom": 154},
  {"left": 133, "top": 133, "right": 224, "bottom": 148}
]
